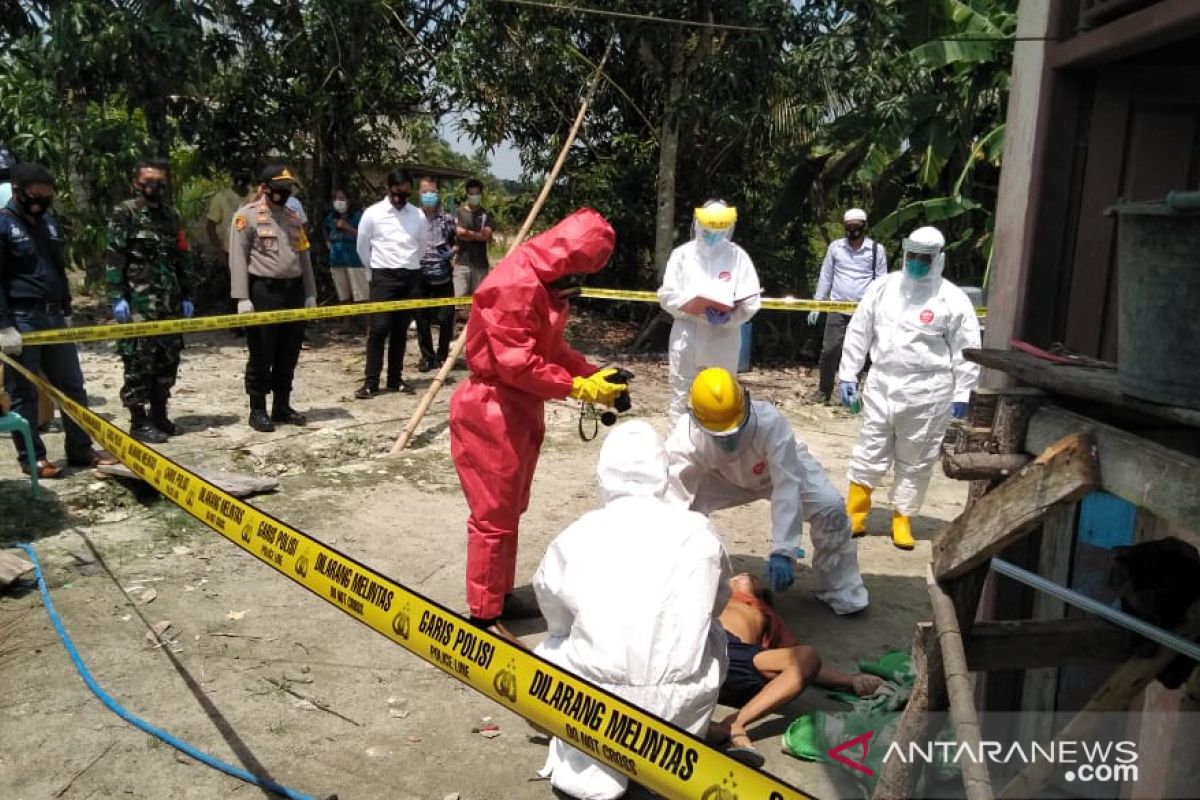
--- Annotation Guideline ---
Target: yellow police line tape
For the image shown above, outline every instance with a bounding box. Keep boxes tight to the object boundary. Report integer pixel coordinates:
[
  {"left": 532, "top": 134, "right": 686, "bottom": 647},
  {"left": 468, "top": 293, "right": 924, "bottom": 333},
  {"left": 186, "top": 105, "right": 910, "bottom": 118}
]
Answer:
[
  {"left": 18, "top": 286, "right": 985, "bottom": 347},
  {"left": 20, "top": 296, "right": 474, "bottom": 347},
  {"left": 579, "top": 287, "right": 988, "bottom": 318},
  {"left": 2, "top": 355, "right": 815, "bottom": 800}
]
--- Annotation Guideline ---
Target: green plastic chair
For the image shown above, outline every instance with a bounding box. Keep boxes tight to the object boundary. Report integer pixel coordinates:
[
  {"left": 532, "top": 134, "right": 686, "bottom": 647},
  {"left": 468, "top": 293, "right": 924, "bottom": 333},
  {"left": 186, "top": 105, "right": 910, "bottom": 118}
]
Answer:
[{"left": 0, "top": 411, "right": 39, "bottom": 497}]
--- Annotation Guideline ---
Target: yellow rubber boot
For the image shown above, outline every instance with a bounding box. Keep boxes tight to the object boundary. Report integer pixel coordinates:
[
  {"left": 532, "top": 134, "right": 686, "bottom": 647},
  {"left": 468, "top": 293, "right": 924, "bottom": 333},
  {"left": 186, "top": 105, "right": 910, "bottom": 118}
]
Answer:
[
  {"left": 892, "top": 512, "right": 915, "bottom": 550},
  {"left": 847, "top": 482, "right": 872, "bottom": 537}
]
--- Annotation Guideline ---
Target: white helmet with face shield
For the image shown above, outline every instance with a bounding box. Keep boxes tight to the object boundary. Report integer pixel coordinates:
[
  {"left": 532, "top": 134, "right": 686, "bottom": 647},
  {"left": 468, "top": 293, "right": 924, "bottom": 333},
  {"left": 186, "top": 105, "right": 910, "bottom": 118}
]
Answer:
[
  {"left": 901, "top": 225, "right": 945, "bottom": 282},
  {"left": 692, "top": 200, "right": 737, "bottom": 249}
]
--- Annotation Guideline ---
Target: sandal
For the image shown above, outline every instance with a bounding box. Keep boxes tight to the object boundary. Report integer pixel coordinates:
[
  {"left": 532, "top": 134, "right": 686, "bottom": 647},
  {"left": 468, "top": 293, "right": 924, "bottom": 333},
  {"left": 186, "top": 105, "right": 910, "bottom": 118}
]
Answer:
[
  {"left": 22, "top": 459, "right": 62, "bottom": 479},
  {"left": 725, "top": 733, "right": 765, "bottom": 769}
]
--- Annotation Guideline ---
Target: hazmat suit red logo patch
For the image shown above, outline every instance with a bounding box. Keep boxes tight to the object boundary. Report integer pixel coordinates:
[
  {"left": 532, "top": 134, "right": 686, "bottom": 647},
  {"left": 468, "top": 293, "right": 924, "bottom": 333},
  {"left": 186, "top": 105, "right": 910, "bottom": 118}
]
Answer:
[
  {"left": 718, "top": 271, "right": 731, "bottom": 281},
  {"left": 920, "top": 309, "right": 934, "bottom": 324},
  {"left": 752, "top": 461, "right": 766, "bottom": 475}
]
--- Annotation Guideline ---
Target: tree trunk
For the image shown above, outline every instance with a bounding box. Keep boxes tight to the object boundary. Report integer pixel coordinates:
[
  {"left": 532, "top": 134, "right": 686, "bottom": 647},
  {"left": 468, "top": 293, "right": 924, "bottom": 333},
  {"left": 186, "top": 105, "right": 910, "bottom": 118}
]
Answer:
[{"left": 653, "top": 42, "right": 685, "bottom": 281}]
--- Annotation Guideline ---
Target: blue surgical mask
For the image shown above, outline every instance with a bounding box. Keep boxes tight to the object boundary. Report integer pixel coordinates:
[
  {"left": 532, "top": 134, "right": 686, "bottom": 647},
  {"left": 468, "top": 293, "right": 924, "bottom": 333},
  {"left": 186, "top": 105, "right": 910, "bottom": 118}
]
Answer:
[
  {"left": 701, "top": 229, "right": 724, "bottom": 247},
  {"left": 420, "top": 191, "right": 439, "bottom": 208},
  {"left": 905, "top": 258, "right": 931, "bottom": 280}
]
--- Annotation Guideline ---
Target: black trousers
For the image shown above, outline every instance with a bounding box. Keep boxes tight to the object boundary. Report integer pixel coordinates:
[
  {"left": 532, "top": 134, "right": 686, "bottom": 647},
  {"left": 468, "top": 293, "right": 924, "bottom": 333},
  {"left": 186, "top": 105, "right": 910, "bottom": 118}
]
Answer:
[
  {"left": 364, "top": 268, "right": 422, "bottom": 387},
  {"left": 416, "top": 275, "right": 454, "bottom": 364},
  {"left": 244, "top": 276, "right": 305, "bottom": 398},
  {"left": 818, "top": 312, "right": 852, "bottom": 397}
]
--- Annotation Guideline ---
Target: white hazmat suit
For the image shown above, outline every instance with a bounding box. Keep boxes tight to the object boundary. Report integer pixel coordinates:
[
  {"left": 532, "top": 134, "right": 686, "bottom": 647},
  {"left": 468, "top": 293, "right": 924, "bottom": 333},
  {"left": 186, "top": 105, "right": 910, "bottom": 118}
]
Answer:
[
  {"left": 658, "top": 204, "right": 762, "bottom": 425},
  {"left": 533, "top": 420, "right": 729, "bottom": 800},
  {"left": 838, "top": 227, "right": 981, "bottom": 516},
  {"left": 664, "top": 400, "right": 868, "bottom": 615}
]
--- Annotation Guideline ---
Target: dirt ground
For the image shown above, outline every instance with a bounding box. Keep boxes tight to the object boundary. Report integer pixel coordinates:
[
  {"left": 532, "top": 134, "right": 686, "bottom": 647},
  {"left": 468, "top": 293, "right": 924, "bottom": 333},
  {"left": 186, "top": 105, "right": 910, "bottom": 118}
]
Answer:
[{"left": 0, "top": 307, "right": 966, "bottom": 800}]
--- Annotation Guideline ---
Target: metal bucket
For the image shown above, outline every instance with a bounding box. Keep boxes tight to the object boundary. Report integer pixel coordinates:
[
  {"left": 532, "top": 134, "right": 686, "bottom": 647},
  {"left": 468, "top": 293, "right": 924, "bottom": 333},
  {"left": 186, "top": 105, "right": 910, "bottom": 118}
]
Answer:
[{"left": 1109, "top": 192, "right": 1200, "bottom": 409}]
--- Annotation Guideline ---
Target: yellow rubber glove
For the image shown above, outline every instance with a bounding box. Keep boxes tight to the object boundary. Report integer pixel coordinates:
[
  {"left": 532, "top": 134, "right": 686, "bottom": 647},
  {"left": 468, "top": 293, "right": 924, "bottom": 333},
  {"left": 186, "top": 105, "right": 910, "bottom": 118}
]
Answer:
[{"left": 569, "top": 367, "right": 628, "bottom": 407}]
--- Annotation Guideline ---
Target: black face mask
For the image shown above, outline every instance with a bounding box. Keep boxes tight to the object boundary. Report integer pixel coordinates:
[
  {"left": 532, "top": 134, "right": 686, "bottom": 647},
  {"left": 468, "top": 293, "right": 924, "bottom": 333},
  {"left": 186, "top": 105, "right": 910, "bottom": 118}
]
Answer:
[
  {"left": 17, "top": 191, "right": 51, "bottom": 217},
  {"left": 268, "top": 183, "right": 293, "bottom": 206},
  {"left": 845, "top": 227, "right": 865, "bottom": 241},
  {"left": 138, "top": 181, "right": 167, "bottom": 203},
  {"left": 389, "top": 190, "right": 409, "bottom": 208}
]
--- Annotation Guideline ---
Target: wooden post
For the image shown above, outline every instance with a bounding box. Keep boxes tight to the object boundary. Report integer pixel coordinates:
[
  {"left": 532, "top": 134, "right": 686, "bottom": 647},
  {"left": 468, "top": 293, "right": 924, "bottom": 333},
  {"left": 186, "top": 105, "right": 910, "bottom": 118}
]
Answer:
[
  {"left": 872, "top": 622, "right": 947, "bottom": 800},
  {"left": 389, "top": 39, "right": 614, "bottom": 454},
  {"left": 998, "top": 621, "right": 1200, "bottom": 800},
  {"left": 927, "top": 566, "right": 994, "bottom": 800}
]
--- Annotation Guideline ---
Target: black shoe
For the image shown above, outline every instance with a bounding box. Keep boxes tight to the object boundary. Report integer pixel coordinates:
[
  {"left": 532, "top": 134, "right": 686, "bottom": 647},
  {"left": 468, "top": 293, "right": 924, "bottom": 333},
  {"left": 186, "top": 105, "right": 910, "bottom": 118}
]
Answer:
[
  {"left": 355, "top": 381, "right": 381, "bottom": 399},
  {"left": 500, "top": 593, "right": 542, "bottom": 621},
  {"left": 131, "top": 420, "right": 169, "bottom": 444},
  {"left": 150, "top": 409, "right": 177, "bottom": 436},
  {"left": 385, "top": 380, "right": 415, "bottom": 394},
  {"left": 467, "top": 616, "right": 524, "bottom": 647},
  {"left": 248, "top": 409, "right": 275, "bottom": 432},
  {"left": 271, "top": 406, "right": 307, "bottom": 426},
  {"left": 417, "top": 358, "right": 434, "bottom": 373}
]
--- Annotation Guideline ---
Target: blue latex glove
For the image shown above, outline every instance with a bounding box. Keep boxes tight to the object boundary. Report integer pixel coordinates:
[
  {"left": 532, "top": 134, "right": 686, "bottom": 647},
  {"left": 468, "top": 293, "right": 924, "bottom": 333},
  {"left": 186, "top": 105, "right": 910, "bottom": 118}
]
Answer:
[
  {"left": 112, "top": 298, "right": 130, "bottom": 323},
  {"left": 807, "top": 311, "right": 820, "bottom": 326},
  {"left": 839, "top": 381, "right": 859, "bottom": 408},
  {"left": 181, "top": 299, "right": 195, "bottom": 319},
  {"left": 766, "top": 553, "right": 795, "bottom": 592},
  {"left": 950, "top": 401, "right": 968, "bottom": 419},
  {"left": 705, "top": 307, "right": 731, "bottom": 326}
]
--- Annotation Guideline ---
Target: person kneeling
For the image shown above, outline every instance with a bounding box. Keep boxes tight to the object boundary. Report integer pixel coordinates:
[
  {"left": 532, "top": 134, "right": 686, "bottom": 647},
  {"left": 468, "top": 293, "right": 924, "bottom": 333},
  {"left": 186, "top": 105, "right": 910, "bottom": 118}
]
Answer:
[{"left": 709, "top": 573, "right": 882, "bottom": 767}]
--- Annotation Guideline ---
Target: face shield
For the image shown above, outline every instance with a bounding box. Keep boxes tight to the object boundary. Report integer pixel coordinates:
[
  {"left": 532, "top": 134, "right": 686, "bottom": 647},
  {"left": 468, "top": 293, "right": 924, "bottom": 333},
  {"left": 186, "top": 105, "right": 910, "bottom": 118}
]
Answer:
[
  {"left": 901, "top": 227, "right": 946, "bottom": 282},
  {"left": 693, "top": 202, "right": 737, "bottom": 249}
]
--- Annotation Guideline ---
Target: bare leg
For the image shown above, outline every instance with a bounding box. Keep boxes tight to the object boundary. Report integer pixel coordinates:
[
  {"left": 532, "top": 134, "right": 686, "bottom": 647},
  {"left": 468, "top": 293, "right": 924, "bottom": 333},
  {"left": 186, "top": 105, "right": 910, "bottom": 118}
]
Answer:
[{"left": 712, "top": 645, "right": 822, "bottom": 741}]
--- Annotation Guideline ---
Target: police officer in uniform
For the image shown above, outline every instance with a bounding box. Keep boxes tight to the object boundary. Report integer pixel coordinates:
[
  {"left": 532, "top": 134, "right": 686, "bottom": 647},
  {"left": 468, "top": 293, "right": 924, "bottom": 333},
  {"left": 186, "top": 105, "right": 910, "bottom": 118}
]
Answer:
[
  {"left": 106, "top": 159, "right": 195, "bottom": 443},
  {"left": 229, "top": 165, "right": 316, "bottom": 432},
  {"left": 0, "top": 163, "right": 117, "bottom": 477}
]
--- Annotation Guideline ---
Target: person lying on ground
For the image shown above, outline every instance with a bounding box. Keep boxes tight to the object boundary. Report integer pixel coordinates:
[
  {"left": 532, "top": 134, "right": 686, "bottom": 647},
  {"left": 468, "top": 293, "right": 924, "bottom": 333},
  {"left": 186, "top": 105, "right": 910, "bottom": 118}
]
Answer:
[{"left": 708, "top": 573, "right": 884, "bottom": 766}]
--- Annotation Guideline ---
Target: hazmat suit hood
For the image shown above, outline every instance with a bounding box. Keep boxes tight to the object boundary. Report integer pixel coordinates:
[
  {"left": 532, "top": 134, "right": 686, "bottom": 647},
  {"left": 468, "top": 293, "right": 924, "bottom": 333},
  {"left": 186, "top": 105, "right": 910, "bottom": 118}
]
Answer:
[
  {"left": 520, "top": 207, "right": 615, "bottom": 285},
  {"left": 596, "top": 420, "right": 668, "bottom": 503}
]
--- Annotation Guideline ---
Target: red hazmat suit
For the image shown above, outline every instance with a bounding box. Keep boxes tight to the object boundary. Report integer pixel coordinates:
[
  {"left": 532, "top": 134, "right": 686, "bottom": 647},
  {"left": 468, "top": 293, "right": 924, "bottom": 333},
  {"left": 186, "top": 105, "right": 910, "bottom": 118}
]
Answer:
[{"left": 450, "top": 208, "right": 615, "bottom": 619}]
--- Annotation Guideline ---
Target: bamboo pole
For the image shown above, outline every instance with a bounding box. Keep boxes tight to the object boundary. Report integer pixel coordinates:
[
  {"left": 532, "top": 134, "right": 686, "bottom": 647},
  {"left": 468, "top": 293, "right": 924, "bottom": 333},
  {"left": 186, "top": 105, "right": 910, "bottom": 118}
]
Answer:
[
  {"left": 927, "top": 564, "right": 995, "bottom": 800},
  {"left": 390, "top": 40, "right": 614, "bottom": 454}
]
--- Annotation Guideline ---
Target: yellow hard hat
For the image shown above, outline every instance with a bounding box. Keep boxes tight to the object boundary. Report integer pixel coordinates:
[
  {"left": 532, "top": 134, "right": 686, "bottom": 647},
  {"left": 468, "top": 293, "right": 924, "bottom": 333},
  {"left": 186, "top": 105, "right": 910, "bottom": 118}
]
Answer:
[
  {"left": 693, "top": 203, "right": 737, "bottom": 230},
  {"left": 689, "top": 367, "right": 748, "bottom": 434}
]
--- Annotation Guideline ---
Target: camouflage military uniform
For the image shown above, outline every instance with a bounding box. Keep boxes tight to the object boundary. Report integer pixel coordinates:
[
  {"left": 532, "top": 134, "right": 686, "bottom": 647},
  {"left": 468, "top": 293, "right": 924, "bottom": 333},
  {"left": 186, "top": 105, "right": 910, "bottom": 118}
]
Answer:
[{"left": 105, "top": 198, "right": 194, "bottom": 408}]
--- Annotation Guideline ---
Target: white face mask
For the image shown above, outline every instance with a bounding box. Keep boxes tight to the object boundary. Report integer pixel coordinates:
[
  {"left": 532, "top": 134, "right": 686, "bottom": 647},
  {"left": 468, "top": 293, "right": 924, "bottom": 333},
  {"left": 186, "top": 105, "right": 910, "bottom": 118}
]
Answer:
[
  {"left": 333, "top": 199, "right": 348, "bottom": 214},
  {"left": 467, "top": 193, "right": 482, "bottom": 206}
]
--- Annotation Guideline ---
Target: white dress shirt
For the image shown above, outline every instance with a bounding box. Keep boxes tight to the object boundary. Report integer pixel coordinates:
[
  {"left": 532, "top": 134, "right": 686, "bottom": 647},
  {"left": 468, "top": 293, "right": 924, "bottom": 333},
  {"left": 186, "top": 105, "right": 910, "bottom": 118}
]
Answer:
[
  {"left": 356, "top": 198, "right": 428, "bottom": 278},
  {"left": 815, "top": 236, "right": 888, "bottom": 302}
]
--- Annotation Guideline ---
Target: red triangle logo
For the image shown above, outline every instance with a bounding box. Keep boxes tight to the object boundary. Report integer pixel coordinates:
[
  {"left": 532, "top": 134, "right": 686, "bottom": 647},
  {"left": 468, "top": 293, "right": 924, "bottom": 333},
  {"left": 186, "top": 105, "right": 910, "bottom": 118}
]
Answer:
[{"left": 828, "top": 730, "right": 875, "bottom": 776}]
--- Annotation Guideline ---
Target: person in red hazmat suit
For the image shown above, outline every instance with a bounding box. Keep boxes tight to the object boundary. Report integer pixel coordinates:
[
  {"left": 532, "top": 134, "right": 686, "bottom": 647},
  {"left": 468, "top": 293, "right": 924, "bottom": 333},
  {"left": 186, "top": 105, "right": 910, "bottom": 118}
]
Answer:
[{"left": 449, "top": 208, "right": 629, "bottom": 637}]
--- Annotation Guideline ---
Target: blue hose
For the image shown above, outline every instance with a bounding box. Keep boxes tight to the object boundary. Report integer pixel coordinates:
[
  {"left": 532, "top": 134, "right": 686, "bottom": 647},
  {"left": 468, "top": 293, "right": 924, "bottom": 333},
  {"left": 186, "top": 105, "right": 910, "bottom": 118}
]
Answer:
[{"left": 18, "top": 543, "right": 319, "bottom": 800}]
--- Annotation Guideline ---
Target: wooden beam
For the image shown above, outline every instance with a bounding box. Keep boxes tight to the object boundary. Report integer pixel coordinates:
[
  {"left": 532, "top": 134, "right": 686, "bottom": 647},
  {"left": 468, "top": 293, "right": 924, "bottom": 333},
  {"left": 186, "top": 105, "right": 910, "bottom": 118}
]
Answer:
[
  {"left": 928, "top": 567, "right": 994, "bottom": 800},
  {"left": 998, "top": 620, "right": 1200, "bottom": 800},
  {"left": 1026, "top": 406, "right": 1200, "bottom": 534},
  {"left": 965, "top": 348, "right": 1200, "bottom": 429},
  {"left": 942, "top": 452, "right": 1033, "bottom": 481},
  {"left": 872, "top": 623, "right": 947, "bottom": 800},
  {"left": 966, "top": 617, "right": 1136, "bottom": 671},
  {"left": 1050, "top": 0, "right": 1200, "bottom": 69},
  {"left": 934, "top": 434, "right": 1100, "bottom": 581}
]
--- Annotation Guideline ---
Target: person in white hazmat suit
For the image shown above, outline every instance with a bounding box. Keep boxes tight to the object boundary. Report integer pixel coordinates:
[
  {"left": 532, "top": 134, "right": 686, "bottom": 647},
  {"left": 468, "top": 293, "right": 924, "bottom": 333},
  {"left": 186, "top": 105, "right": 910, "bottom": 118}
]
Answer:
[
  {"left": 837, "top": 225, "right": 981, "bottom": 550},
  {"left": 532, "top": 420, "right": 729, "bottom": 800},
  {"left": 657, "top": 200, "right": 762, "bottom": 425},
  {"left": 665, "top": 367, "right": 869, "bottom": 615}
]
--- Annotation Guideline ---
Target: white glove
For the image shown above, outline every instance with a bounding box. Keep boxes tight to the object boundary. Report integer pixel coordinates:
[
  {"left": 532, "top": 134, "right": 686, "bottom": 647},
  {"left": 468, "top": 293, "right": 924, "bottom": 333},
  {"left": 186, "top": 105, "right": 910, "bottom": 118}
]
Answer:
[
  {"left": 807, "top": 311, "right": 820, "bottom": 326},
  {"left": 237, "top": 299, "right": 254, "bottom": 314},
  {"left": 304, "top": 296, "right": 316, "bottom": 309},
  {"left": 0, "top": 326, "right": 23, "bottom": 356},
  {"left": 64, "top": 316, "right": 73, "bottom": 328}
]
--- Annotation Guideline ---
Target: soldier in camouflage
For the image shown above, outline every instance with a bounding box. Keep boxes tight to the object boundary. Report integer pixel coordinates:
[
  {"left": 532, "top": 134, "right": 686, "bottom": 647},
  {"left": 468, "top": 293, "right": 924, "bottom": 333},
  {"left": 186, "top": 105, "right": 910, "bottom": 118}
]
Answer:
[{"left": 105, "top": 159, "right": 195, "bottom": 444}]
